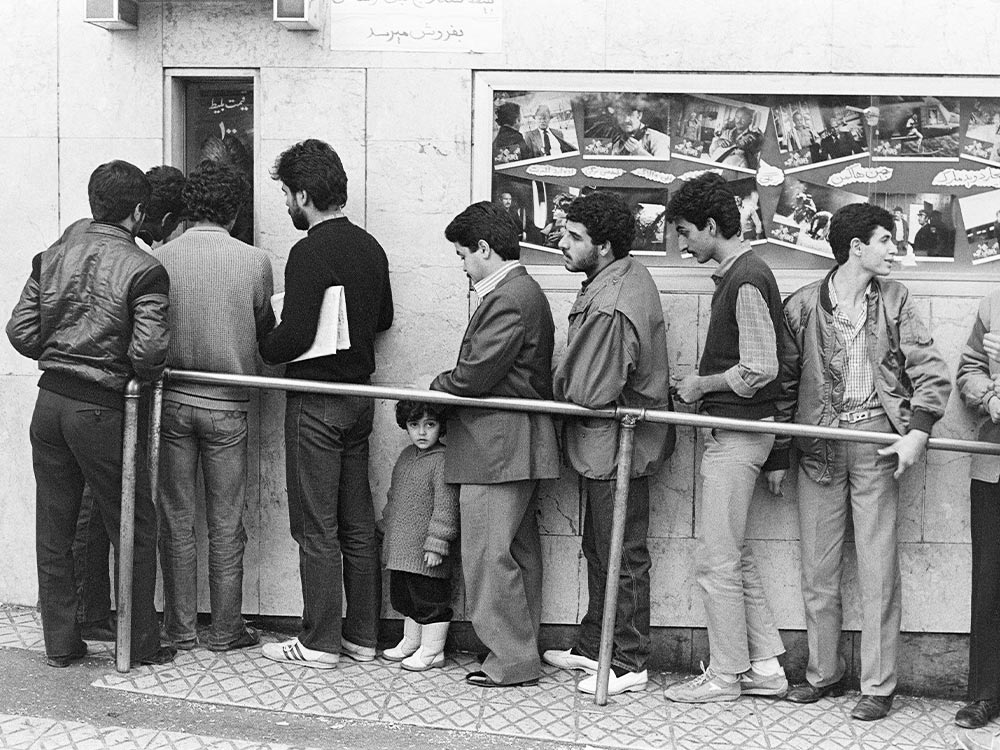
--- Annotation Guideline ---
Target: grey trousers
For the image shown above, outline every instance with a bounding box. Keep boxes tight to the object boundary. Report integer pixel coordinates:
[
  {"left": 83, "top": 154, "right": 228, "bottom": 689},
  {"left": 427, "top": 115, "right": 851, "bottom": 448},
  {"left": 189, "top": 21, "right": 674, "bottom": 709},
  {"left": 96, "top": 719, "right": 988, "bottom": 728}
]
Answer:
[
  {"left": 797, "top": 414, "right": 901, "bottom": 696},
  {"left": 459, "top": 480, "right": 542, "bottom": 684},
  {"left": 696, "top": 427, "right": 784, "bottom": 676}
]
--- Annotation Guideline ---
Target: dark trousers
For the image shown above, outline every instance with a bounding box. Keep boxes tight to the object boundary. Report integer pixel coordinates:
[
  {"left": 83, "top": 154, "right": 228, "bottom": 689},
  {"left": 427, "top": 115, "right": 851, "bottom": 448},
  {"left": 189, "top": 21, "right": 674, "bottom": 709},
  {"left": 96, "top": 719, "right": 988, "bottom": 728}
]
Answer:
[
  {"left": 284, "top": 392, "right": 380, "bottom": 653},
  {"left": 30, "top": 389, "right": 159, "bottom": 661},
  {"left": 389, "top": 570, "right": 452, "bottom": 624},
  {"left": 576, "top": 475, "right": 651, "bottom": 674},
  {"left": 969, "top": 478, "right": 1000, "bottom": 700},
  {"left": 73, "top": 486, "right": 112, "bottom": 626}
]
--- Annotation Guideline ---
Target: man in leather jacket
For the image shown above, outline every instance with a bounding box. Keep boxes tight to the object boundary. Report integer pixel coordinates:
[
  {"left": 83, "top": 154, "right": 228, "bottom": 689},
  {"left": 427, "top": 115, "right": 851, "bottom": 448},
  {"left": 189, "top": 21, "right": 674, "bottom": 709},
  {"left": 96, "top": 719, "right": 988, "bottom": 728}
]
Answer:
[{"left": 6, "top": 160, "right": 175, "bottom": 669}]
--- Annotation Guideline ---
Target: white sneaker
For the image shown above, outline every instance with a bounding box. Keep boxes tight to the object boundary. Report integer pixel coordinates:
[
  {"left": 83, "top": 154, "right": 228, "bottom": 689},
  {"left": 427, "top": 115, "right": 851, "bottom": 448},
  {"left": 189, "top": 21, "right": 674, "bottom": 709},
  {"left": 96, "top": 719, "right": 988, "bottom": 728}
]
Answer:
[
  {"left": 665, "top": 663, "right": 740, "bottom": 703},
  {"left": 577, "top": 669, "right": 648, "bottom": 695},
  {"left": 542, "top": 649, "right": 599, "bottom": 674},
  {"left": 260, "top": 638, "right": 339, "bottom": 669},
  {"left": 341, "top": 637, "right": 376, "bottom": 662},
  {"left": 401, "top": 645, "right": 445, "bottom": 672}
]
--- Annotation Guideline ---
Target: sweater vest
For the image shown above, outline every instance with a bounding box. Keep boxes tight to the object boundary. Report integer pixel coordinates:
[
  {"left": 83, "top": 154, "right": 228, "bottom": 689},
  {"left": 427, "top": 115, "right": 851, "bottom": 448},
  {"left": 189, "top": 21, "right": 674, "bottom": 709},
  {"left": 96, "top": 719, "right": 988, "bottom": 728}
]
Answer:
[{"left": 699, "top": 251, "right": 783, "bottom": 420}]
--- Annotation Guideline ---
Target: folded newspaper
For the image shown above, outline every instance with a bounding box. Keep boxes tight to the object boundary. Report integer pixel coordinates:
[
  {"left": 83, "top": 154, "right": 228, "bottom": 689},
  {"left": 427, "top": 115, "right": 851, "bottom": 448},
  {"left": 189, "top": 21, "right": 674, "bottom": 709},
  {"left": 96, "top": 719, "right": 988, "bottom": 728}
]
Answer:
[{"left": 271, "top": 285, "right": 351, "bottom": 362}]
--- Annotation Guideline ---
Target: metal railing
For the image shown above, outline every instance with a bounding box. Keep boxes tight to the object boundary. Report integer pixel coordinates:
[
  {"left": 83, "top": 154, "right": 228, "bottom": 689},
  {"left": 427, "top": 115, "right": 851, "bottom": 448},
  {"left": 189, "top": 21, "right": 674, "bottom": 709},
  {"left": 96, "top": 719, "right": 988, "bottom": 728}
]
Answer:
[{"left": 115, "top": 369, "right": 1000, "bottom": 705}]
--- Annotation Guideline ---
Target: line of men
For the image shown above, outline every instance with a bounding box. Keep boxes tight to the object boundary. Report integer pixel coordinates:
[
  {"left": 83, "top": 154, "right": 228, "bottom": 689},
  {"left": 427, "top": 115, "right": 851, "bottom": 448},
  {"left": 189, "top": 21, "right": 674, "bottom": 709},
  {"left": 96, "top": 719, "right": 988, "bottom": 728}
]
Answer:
[{"left": 5, "top": 144, "right": 997, "bottom": 730}]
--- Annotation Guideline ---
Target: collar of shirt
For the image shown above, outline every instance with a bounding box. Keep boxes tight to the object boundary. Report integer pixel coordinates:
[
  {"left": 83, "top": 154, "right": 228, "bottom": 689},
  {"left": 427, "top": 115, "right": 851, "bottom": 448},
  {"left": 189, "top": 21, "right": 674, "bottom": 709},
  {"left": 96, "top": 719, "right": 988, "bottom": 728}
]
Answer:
[
  {"left": 473, "top": 261, "right": 520, "bottom": 300},
  {"left": 828, "top": 275, "right": 874, "bottom": 329},
  {"left": 711, "top": 245, "right": 751, "bottom": 285}
]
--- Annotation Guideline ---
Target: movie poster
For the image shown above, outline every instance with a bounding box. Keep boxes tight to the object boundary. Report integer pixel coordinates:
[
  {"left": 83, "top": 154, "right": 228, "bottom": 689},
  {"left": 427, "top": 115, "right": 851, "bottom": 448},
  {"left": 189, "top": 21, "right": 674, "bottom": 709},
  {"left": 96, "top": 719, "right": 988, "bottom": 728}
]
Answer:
[{"left": 489, "top": 88, "right": 1000, "bottom": 271}]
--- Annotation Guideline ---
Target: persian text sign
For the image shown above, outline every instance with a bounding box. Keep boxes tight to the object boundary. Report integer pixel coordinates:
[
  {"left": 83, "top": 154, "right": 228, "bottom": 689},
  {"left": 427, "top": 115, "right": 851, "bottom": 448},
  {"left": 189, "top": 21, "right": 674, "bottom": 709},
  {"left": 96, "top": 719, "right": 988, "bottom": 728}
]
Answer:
[{"left": 329, "top": 0, "right": 502, "bottom": 53}]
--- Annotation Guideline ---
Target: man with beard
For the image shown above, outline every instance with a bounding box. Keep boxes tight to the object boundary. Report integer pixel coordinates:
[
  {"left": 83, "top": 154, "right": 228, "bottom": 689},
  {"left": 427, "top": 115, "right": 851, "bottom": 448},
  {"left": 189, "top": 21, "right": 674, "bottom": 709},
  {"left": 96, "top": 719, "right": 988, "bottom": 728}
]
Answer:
[
  {"left": 611, "top": 101, "right": 669, "bottom": 157},
  {"left": 710, "top": 107, "right": 764, "bottom": 170},
  {"left": 543, "top": 191, "right": 674, "bottom": 697},
  {"left": 259, "top": 139, "right": 394, "bottom": 669}
]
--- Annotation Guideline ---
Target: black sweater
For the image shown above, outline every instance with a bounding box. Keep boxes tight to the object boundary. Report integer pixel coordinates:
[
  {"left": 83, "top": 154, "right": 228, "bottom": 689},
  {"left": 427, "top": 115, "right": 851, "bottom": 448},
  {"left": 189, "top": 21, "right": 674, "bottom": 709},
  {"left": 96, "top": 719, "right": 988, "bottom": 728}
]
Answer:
[{"left": 259, "top": 217, "right": 393, "bottom": 383}]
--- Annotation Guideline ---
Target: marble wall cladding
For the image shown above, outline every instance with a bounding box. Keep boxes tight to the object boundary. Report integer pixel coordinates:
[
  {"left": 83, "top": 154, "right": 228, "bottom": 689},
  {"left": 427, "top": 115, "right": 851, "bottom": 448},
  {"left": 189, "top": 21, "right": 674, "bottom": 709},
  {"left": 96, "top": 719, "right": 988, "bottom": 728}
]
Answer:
[
  {"left": 57, "top": 3, "right": 163, "bottom": 141},
  {"left": 0, "top": 376, "right": 42, "bottom": 603},
  {"left": 604, "top": 0, "right": 834, "bottom": 73},
  {"left": 537, "top": 469, "right": 582, "bottom": 537},
  {"left": 0, "top": 138, "right": 60, "bottom": 377},
  {"left": 540, "top": 535, "right": 585, "bottom": 625},
  {"left": 0, "top": 3, "right": 57, "bottom": 138}
]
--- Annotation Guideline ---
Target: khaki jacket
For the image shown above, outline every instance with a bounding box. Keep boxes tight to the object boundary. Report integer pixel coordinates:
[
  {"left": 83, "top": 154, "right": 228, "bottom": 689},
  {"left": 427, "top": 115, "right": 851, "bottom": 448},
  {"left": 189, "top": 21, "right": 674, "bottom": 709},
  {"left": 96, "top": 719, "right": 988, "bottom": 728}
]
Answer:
[
  {"left": 957, "top": 289, "right": 1000, "bottom": 482},
  {"left": 554, "top": 257, "right": 675, "bottom": 480},
  {"left": 770, "top": 268, "right": 951, "bottom": 483}
]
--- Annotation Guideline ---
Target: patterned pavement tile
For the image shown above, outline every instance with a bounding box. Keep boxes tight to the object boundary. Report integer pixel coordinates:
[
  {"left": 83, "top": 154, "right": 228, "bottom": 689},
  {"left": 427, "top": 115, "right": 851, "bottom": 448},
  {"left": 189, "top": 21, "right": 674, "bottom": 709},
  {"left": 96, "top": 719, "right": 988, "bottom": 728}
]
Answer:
[
  {"left": 0, "top": 713, "right": 316, "bottom": 750},
  {"left": 576, "top": 712, "right": 674, "bottom": 750},
  {"left": 382, "top": 693, "right": 482, "bottom": 731},
  {"left": 282, "top": 683, "right": 387, "bottom": 720},
  {"left": 0, "top": 607, "right": 973, "bottom": 750},
  {"left": 479, "top": 700, "right": 576, "bottom": 741},
  {"left": 765, "top": 732, "right": 863, "bottom": 750}
]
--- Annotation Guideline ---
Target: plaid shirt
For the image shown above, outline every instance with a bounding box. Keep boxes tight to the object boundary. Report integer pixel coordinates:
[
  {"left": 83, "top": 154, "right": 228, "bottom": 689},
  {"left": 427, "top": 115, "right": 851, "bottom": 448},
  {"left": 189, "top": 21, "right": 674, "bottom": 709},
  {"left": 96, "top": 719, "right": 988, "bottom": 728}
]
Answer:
[{"left": 828, "top": 278, "right": 880, "bottom": 412}]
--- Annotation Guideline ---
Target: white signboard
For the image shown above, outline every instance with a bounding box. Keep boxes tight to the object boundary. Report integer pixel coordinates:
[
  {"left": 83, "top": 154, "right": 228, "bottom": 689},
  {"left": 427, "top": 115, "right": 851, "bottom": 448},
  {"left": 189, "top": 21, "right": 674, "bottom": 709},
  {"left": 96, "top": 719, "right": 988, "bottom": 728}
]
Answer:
[{"left": 329, "top": 0, "right": 502, "bottom": 53}]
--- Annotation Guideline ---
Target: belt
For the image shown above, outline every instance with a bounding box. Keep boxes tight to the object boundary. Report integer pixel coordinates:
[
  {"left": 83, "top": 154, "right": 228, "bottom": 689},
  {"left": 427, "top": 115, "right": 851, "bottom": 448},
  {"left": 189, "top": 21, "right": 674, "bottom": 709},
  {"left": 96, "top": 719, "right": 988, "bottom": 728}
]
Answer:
[{"left": 839, "top": 406, "right": 886, "bottom": 424}]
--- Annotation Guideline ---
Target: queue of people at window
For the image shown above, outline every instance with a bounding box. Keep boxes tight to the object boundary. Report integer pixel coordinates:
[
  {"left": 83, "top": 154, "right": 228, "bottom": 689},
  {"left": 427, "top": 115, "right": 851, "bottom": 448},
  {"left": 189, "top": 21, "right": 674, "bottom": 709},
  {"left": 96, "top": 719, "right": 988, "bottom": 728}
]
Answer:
[{"left": 7, "top": 142, "right": 1000, "bottom": 732}]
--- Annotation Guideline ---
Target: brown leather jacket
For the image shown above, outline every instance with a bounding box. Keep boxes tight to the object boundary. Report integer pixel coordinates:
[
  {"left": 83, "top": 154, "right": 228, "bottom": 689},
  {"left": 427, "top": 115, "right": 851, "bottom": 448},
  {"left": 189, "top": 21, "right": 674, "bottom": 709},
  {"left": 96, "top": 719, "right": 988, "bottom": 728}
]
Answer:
[{"left": 768, "top": 268, "right": 951, "bottom": 483}]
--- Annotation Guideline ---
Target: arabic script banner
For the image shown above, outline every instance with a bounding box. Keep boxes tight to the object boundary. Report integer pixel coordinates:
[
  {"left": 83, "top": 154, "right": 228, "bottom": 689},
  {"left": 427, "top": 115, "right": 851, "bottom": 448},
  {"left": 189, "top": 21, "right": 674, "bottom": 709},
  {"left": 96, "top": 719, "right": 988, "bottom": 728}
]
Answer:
[{"left": 329, "top": 0, "right": 502, "bottom": 53}]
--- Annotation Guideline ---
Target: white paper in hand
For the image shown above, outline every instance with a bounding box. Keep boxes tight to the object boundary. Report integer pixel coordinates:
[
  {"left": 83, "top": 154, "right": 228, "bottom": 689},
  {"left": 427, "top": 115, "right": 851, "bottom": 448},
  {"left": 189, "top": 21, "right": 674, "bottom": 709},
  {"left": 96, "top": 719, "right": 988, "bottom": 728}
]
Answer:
[{"left": 271, "top": 286, "right": 351, "bottom": 362}]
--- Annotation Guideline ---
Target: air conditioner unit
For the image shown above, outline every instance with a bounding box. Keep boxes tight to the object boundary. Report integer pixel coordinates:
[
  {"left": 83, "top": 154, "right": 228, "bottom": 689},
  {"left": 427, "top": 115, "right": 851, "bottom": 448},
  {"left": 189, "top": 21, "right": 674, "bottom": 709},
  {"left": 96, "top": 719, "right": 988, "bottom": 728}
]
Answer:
[
  {"left": 84, "top": 0, "right": 138, "bottom": 30},
  {"left": 274, "top": 0, "right": 320, "bottom": 31}
]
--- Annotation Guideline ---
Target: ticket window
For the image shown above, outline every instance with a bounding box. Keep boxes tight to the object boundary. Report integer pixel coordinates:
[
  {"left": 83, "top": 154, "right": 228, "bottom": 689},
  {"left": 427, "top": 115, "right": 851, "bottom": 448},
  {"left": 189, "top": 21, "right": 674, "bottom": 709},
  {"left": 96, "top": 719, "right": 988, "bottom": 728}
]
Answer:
[{"left": 181, "top": 78, "right": 255, "bottom": 244}]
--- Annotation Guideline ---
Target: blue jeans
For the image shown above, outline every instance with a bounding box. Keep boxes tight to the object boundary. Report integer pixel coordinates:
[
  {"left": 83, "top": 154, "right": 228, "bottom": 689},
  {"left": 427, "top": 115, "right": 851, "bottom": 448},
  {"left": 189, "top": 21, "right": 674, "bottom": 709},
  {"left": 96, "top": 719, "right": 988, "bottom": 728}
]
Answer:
[
  {"left": 157, "top": 400, "right": 249, "bottom": 648},
  {"left": 284, "top": 392, "right": 380, "bottom": 653},
  {"left": 576, "top": 476, "right": 651, "bottom": 674},
  {"left": 30, "top": 389, "right": 160, "bottom": 661},
  {"left": 696, "top": 427, "right": 784, "bottom": 676}
]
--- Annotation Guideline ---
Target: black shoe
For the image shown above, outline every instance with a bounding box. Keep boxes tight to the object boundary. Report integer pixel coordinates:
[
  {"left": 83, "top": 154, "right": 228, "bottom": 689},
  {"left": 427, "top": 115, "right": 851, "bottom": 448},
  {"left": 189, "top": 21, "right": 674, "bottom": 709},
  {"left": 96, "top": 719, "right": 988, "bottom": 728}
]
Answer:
[
  {"left": 465, "top": 670, "right": 539, "bottom": 688},
  {"left": 131, "top": 645, "right": 177, "bottom": 667},
  {"left": 851, "top": 694, "right": 894, "bottom": 721},
  {"left": 785, "top": 679, "right": 846, "bottom": 703},
  {"left": 208, "top": 626, "right": 260, "bottom": 653},
  {"left": 957, "top": 699, "right": 1000, "bottom": 729},
  {"left": 46, "top": 642, "right": 88, "bottom": 668},
  {"left": 80, "top": 618, "right": 116, "bottom": 642}
]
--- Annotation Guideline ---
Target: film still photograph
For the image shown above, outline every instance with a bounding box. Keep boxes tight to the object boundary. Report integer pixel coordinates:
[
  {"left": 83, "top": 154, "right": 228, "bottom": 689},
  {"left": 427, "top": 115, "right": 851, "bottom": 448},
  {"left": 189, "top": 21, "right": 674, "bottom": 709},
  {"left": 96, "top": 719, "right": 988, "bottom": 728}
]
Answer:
[
  {"left": 958, "top": 189, "right": 1000, "bottom": 264},
  {"left": 492, "top": 92, "right": 580, "bottom": 165},
  {"left": 770, "top": 177, "right": 867, "bottom": 258},
  {"left": 669, "top": 94, "right": 768, "bottom": 173},
  {"left": 872, "top": 97, "right": 961, "bottom": 160},
  {"left": 577, "top": 93, "right": 671, "bottom": 159},
  {"left": 730, "top": 177, "right": 766, "bottom": 242},
  {"left": 870, "top": 193, "right": 956, "bottom": 264},
  {"left": 780, "top": 96, "right": 870, "bottom": 170},
  {"left": 963, "top": 98, "right": 1000, "bottom": 165}
]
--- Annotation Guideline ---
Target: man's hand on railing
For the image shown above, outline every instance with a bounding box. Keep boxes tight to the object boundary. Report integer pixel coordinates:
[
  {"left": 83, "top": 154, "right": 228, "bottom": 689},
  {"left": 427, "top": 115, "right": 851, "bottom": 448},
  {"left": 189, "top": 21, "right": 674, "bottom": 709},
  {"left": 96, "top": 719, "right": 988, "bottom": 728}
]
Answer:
[
  {"left": 765, "top": 469, "right": 785, "bottom": 497},
  {"left": 877, "top": 429, "right": 930, "bottom": 479}
]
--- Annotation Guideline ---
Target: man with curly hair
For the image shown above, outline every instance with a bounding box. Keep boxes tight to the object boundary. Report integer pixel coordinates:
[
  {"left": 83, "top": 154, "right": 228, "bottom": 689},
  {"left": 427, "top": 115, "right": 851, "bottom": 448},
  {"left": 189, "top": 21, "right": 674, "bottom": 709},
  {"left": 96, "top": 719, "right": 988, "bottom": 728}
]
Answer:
[
  {"left": 663, "top": 174, "right": 788, "bottom": 703},
  {"left": 543, "top": 191, "right": 675, "bottom": 696},
  {"left": 155, "top": 159, "right": 275, "bottom": 652}
]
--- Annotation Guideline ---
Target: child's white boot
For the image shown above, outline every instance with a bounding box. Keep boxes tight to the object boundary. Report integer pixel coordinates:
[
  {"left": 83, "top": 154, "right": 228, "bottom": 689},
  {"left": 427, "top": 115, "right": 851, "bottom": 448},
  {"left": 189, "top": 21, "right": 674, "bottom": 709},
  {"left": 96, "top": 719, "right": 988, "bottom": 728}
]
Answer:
[
  {"left": 382, "top": 617, "right": 421, "bottom": 661},
  {"left": 401, "top": 621, "right": 449, "bottom": 672}
]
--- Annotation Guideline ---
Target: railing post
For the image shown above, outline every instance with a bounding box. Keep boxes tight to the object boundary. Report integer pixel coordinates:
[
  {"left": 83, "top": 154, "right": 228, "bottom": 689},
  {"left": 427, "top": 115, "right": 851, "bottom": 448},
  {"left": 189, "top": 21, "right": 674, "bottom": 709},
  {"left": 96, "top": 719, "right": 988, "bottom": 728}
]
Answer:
[
  {"left": 594, "top": 410, "right": 641, "bottom": 706},
  {"left": 116, "top": 378, "right": 141, "bottom": 673},
  {"left": 148, "top": 379, "right": 163, "bottom": 507}
]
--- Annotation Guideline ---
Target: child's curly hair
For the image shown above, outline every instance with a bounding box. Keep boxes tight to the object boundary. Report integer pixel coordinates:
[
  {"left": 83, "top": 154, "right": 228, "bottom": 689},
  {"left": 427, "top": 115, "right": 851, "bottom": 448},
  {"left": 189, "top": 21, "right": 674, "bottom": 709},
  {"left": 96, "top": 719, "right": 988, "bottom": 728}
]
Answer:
[{"left": 394, "top": 400, "right": 449, "bottom": 435}]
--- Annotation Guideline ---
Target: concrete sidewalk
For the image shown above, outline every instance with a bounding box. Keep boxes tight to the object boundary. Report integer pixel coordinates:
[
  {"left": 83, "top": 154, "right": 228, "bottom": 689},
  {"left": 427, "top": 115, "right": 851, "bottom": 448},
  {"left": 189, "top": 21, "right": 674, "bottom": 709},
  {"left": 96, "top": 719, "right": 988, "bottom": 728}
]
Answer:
[{"left": 0, "top": 604, "right": 989, "bottom": 749}]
